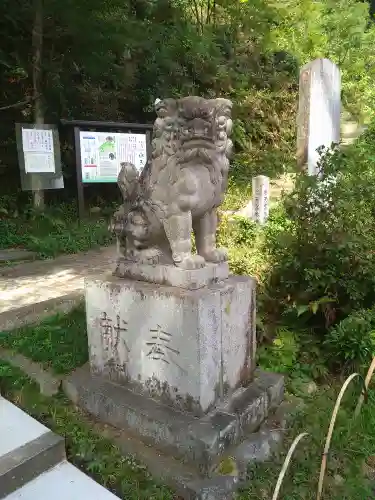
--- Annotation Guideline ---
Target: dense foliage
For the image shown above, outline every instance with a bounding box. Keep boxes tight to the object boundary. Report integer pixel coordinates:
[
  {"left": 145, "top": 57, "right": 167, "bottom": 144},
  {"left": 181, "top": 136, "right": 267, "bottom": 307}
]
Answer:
[
  {"left": 2, "top": 5, "right": 375, "bottom": 495},
  {"left": 265, "top": 124, "right": 375, "bottom": 328},
  {"left": 1, "top": 0, "right": 374, "bottom": 197},
  {"left": 0, "top": 202, "right": 113, "bottom": 257},
  {"left": 324, "top": 307, "right": 375, "bottom": 372},
  {"left": 2, "top": 0, "right": 375, "bottom": 370},
  {"left": 216, "top": 117, "right": 375, "bottom": 373}
]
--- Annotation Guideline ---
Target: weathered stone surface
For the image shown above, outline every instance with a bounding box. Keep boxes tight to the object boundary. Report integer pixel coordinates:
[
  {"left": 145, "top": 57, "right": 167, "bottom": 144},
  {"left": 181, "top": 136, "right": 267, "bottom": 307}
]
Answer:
[
  {"left": 0, "top": 348, "right": 61, "bottom": 396},
  {"left": 220, "top": 370, "right": 284, "bottom": 435},
  {"left": 188, "top": 476, "right": 238, "bottom": 500},
  {"left": 254, "top": 369, "right": 285, "bottom": 411},
  {"left": 111, "top": 97, "right": 233, "bottom": 272},
  {"left": 78, "top": 413, "right": 241, "bottom": 500},
  {"left": 297, "top": 58, "right": 341, "bottom": 175},
  {"left": 266, "top": 396, "right": 305, "bottom": 430},
  {"left": 63, "top": 365, "right": 220, "bottom": 471},
  {"left": 91, "top": 421, "right": 201, "bottom": 498},
  {"left": 63, "top": 364, "right": 283, "bottom": 475},
  {"left": 84, "top": 273, "right": 256, "bottom": 414},
  {"left": 62, "top": 366, "right": 284, "bottom": 498},
  {"left": 114, "top": 260, "right": 229, "bottom": 289},
  {"left": 232, "top": 429, "right": 283, "bottom": 477}
]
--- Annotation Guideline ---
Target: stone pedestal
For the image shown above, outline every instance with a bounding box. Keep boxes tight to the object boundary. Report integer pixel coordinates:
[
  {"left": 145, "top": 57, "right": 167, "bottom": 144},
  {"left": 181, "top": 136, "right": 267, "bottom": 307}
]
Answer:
[
  {"left": 65, "top": 266, "right": 284, "bottom": 499},
  {"left": 85, "top": 273, "right": 256, "bottom": 415}
]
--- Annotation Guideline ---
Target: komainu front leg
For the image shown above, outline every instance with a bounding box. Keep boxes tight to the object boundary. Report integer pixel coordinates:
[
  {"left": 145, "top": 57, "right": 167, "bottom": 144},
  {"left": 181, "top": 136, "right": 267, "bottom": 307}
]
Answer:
[
  {"left": 163, "top": 212, "right": 205, "bottom": 269},
  {"left": 193, "top": 209, "right": 228, "bottom": 263}
]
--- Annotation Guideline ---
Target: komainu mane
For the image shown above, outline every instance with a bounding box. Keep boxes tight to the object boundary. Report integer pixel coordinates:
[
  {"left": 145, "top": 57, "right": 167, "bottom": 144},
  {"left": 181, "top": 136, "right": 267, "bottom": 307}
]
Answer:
[{"left": 111, "top": 96, "right": 233, "bottom": 270}]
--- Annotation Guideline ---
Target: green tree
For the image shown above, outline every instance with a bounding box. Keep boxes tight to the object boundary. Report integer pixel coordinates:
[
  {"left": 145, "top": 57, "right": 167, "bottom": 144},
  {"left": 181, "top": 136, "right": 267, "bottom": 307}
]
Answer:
[{"left": 270, "top": 0, "right": 375, "bottom": 119}]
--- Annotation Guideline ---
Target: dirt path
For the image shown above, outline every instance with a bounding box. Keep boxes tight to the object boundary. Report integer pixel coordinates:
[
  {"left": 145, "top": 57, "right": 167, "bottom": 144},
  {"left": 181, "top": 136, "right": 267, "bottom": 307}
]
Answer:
[{"left": 0, "top": 246, "right": 117, "bottom": 331}]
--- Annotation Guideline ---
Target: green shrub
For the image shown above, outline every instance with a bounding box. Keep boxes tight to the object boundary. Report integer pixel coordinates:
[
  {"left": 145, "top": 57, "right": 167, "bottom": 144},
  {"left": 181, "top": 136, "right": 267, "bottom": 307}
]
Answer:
[
  {"left": 324, "top": 308, "right": 375, "bottom": 373},
  {"left": 222, "top": 162, "right": 252, "bottom": 211},
  {"left": 217, "top": 214, "right": 266, "bottom": 278},
  {"left": 262, "top": 203, "right": 294, "bottom": 248},
  {"left": 264, "top": 122, "right": 375, "bottom": 330},
  {"left": 257, "top": 327, "right": 300, "bottom": 374},
  {"left": 217, "top": 205, "right": 292, "bottom": 280},
  {"left": 0, "top": 203, "right": 113, "bottom": 258}
]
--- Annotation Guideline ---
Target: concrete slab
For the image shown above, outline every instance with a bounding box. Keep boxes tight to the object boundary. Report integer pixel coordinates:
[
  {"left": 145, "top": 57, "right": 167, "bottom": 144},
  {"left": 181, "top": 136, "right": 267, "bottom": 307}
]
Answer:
[
  {"left": 0, "top": 349, "right": 61, "bottom": 396},
  {"left": 0, "top": 431, "right": 65, "bottom": 498},
  {"left": 0, "top": 246, "right": 116, "bottom": 332},
  {"left": 0, "top": 292, "right": 82, "bottom": 333},
  {"left": 0, "top": 397, "right": 48, "bottom": 457},
  {"left": 3, "top": 460, "right": 120, "bottom": 500},
  {"left": 0, "top": 250, "right": 37, "bottom": 264}
]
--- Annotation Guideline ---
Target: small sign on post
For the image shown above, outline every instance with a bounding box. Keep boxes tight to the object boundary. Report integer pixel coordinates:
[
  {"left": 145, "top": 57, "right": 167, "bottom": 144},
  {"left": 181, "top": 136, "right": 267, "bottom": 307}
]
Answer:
[
  {"left": 252, "top": 175, "right": 270, "bottom": 224},
  {"left": 297, "top": 58, "right": 341, "bottom": 175}
]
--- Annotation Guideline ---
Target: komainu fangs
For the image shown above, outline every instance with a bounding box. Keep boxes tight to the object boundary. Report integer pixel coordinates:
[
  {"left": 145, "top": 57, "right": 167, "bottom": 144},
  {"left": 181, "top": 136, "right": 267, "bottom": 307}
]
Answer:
[{"left": 111, "top": 96, "right": 233, "bottom": 270}]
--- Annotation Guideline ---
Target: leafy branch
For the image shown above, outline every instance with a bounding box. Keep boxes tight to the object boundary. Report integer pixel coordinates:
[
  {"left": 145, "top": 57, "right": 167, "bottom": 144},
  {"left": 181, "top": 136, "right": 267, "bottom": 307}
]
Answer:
[{"left": 0, "top": 96, "right": 35, "bottom": 112}]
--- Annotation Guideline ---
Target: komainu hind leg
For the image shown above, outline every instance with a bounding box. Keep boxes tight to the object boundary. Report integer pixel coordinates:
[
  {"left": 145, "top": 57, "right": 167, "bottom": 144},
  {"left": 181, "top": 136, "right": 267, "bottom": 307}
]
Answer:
[
  {"left": 163, "top": 212, "right": 205, "bottom": 269},
  {"left": 193, "top": 209, "right": 228, "bottom": 263}
]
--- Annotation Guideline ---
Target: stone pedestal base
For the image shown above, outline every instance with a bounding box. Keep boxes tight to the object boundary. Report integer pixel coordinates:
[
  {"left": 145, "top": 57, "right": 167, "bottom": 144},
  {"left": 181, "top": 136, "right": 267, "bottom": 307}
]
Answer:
[
  {"left": 114, "top": 260, "right": 230, "bottom": 290},
  {"left": 63, "top": 365, "right": 284, "bottom": 498},
  {"left": 85, "top": 273, "right": 256, "bottom": 415},
  {"left": 76, "top": 270, "right": 285, "bottom": 499}
]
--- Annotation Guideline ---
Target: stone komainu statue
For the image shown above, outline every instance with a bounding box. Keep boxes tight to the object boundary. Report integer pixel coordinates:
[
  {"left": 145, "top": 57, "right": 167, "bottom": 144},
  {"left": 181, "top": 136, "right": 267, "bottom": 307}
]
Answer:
[{"left": 111, "top": 96, "right": 233, "bottom": 270}]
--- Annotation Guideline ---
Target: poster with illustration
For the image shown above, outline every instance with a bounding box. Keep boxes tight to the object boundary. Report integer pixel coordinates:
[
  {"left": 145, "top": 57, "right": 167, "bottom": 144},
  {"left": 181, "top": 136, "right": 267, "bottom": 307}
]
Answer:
[{"left": 79, "top": 131, "right": 147, "bottom": 183}]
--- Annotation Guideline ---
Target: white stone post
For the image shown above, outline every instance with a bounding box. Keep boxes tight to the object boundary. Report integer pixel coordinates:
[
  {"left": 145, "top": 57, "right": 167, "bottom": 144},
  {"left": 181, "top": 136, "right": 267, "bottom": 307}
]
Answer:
[
  {"left": 252, "top": 175, "right": 270, "bottom": 224},
  {"left": 297, "top": 58, "right": 341, "bottom": 176}
]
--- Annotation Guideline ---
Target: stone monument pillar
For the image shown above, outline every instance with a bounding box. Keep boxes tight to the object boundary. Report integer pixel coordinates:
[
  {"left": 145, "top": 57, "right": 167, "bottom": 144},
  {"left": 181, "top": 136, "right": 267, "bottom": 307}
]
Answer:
[
  {"left": 65, "top": 97, "right": 283, "bottom": 499},
  {"left": 252, "top": 175, "right": 270, "bottom": 225},
  {"left": 297, "top": 58, "right": 341, "bottom": 175}
]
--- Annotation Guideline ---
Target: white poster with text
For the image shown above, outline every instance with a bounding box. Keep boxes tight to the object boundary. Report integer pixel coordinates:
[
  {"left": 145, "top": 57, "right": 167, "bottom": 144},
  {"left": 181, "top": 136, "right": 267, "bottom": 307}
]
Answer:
[{"left": 21, "top": 128, "right": 55, "bottom": 174}]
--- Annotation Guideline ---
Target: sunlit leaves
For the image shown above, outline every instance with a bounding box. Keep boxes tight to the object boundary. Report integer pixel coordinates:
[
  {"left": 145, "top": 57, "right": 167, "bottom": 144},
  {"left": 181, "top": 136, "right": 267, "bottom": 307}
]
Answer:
[{"left": 270, "top": 0, "right": 375, "bottom": 119}]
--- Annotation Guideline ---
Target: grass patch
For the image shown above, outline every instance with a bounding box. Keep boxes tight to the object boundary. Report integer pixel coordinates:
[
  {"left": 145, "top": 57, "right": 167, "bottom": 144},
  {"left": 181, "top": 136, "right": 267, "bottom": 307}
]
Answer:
[
  {"left": 239, "top": 382, "right": 375, "bottom": 499},
  {"left": 222, "top": 176, "right": 252, "bottom": 211},
  {"left": 1, "top": 355, "right": 373, "bottom": 500},
  {"left": 1, "top": 307, "right": 374, "bottom": 499},
  {"left": 0, "top": 361, "right": 173, "bottom": 500},
  {"left": 0, "top": 203, "right": 114, "bottom": 258},
  {"left": 0, "top": 305, "right": 88, "bottom": 374}
]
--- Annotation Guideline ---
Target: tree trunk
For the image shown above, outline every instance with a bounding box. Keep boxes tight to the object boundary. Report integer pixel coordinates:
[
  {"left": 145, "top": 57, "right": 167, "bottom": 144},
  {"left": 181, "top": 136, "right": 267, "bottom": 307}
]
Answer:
[{"left": 32, "top": 0, "right": 44, "bottom": 209}]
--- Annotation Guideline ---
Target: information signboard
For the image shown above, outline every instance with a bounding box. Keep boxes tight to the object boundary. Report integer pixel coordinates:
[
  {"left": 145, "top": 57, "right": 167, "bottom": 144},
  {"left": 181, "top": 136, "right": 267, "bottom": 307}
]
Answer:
[
  {"left": 60, "top": 119, "right": 153, "bottom": 220},
  {"left": 79, "top": 131, "right": 147, "bottom": 183}
]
